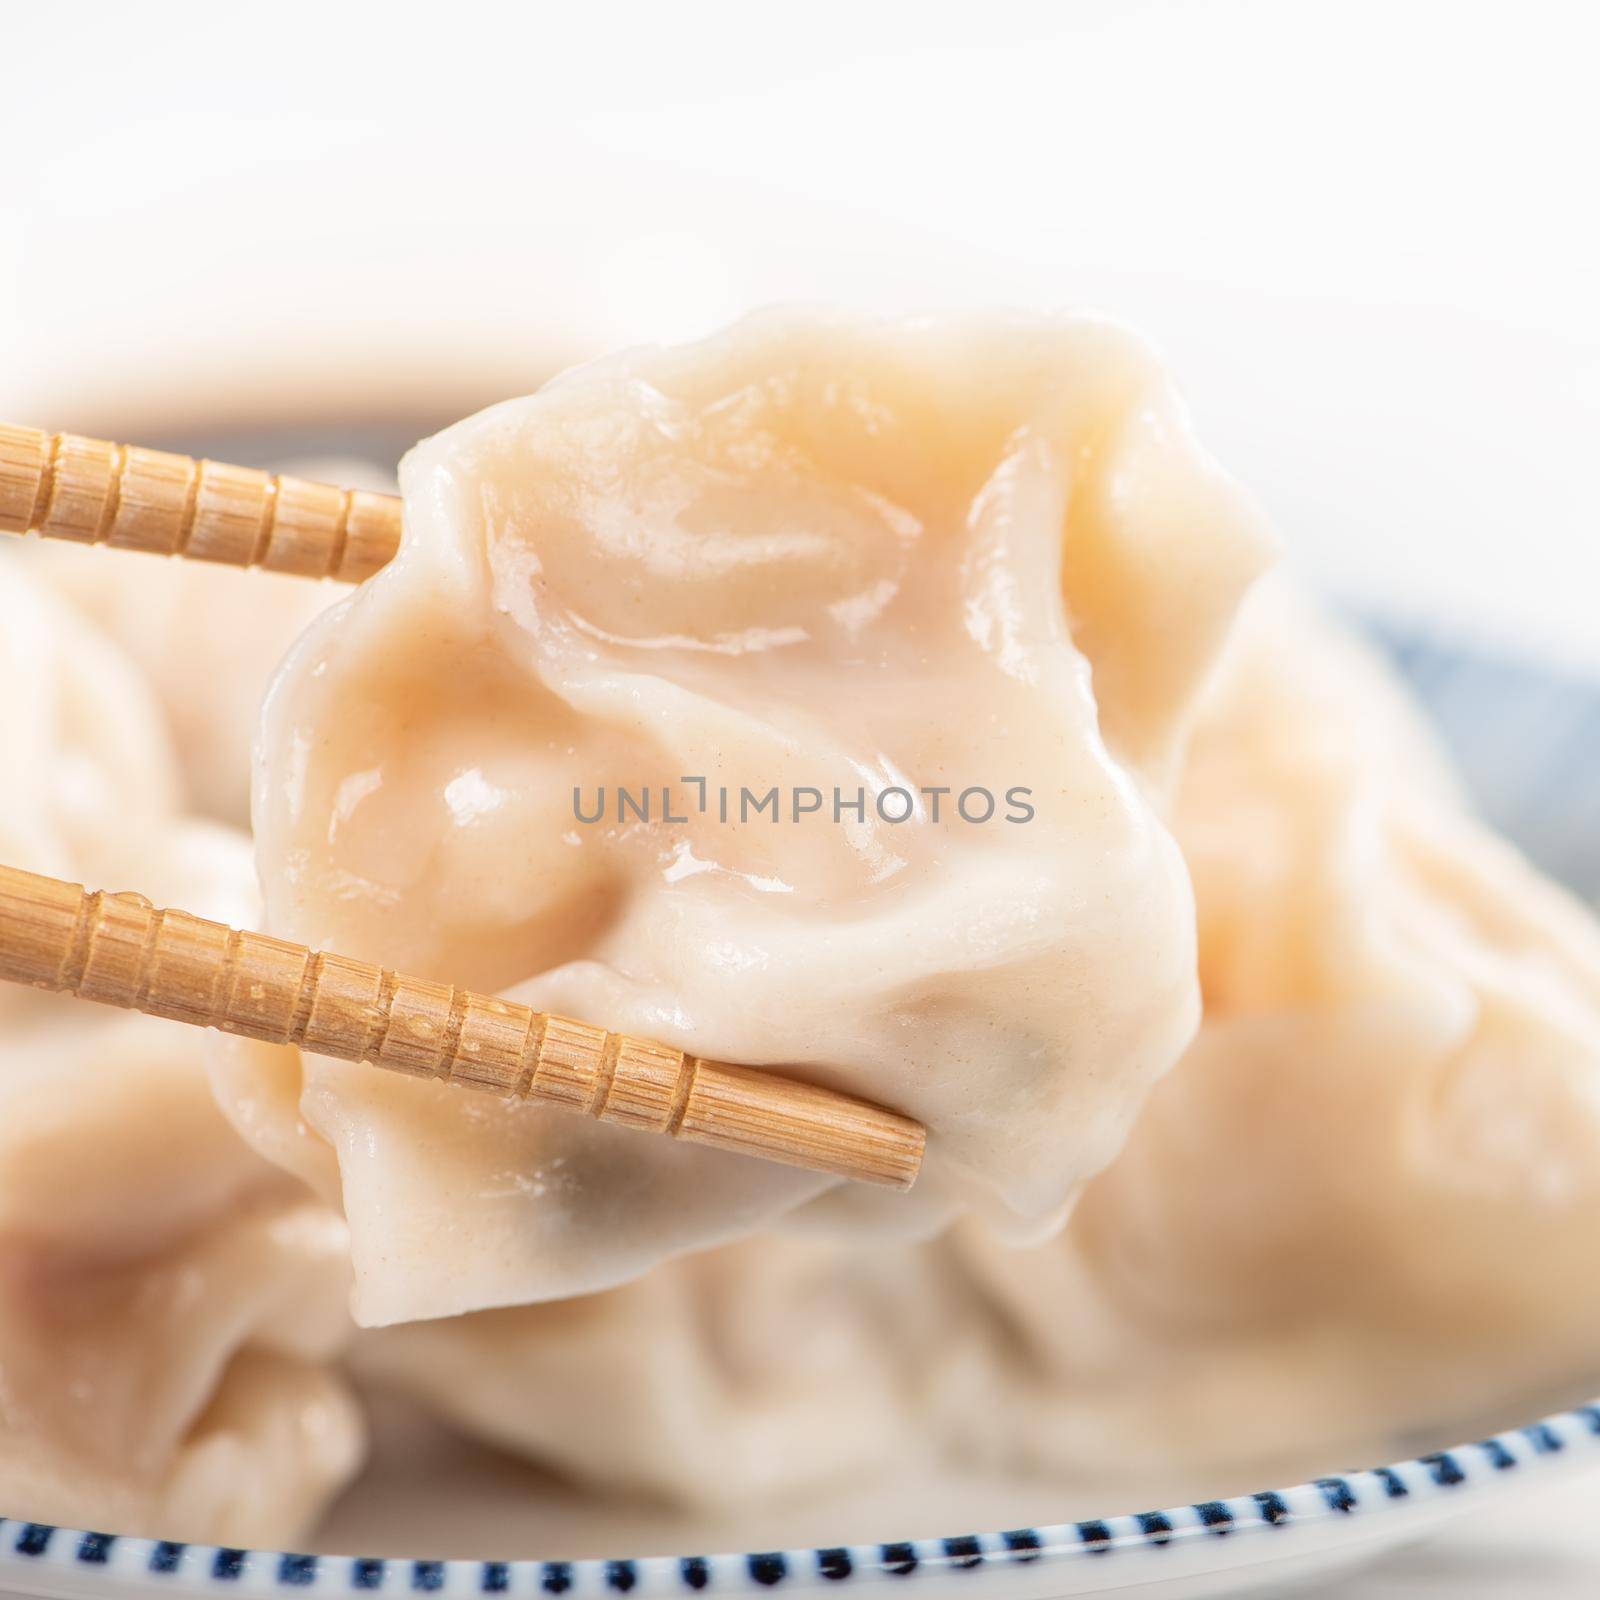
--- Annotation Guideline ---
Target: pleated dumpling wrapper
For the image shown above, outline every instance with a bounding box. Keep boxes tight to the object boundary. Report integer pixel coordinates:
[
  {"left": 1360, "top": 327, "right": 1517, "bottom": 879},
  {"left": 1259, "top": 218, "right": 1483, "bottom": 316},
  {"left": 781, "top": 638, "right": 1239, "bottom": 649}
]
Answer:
[
  {"left": 0, "top": 560, "right": 363, "bottom": 1543},
  {"left": 243, "top": 310, "right": 1273, "bottom": 1324}
]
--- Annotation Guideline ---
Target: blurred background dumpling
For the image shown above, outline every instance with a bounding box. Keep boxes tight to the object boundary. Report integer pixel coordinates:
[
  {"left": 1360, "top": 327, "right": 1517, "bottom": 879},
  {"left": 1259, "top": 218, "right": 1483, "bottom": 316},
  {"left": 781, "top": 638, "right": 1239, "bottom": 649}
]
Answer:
[
  {"left": 0, "top": 554, "right": 180, "bottom": 881},
  {"left": 954, "top": 582, "right": 1600, "bottom": 1485},
  {"left": 20, "top": 454, "right": 390, "bottom": 825},
  {"left": 353, "top": 1234, "right": 993, "bottom": 1510},
  {"left": 0, "top": 557, "right": 363, "bottom": 1542}
]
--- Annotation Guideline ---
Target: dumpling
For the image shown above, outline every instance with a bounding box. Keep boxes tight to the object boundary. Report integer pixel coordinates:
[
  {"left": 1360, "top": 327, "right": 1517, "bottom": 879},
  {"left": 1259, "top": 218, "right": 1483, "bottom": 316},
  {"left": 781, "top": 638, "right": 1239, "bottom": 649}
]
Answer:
[
  {"left": 954, "top": 582, "right": 1600, "bottom": 1483},
  {"left": 22, "top": 454, "right": 389, "bottom": 825},
  {"left": 0, "top": 552, "right": 180, "bottom": 882},
  {"left": 0, "top": 560, "right": 363, "bottom": 1542},
  {"left": 234, "top": 310, "right": 1272, "bottom": 1325},
  {"left": 0, "top": 1019, "right": 362, "bottom": 1546},
  {"left": 354, "top": 1233, "right": 993, "bottom": 1509}
]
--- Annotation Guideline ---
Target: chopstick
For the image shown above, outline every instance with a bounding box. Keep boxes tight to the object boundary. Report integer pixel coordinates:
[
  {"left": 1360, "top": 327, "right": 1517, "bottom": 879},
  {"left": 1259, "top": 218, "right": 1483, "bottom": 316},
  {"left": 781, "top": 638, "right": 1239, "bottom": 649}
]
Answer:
[
  {"left": 0, "top": 424, "right": 401, "bottom": 581},
  {"left": 0, "top": 864, "right": 925, "bottom": 1190},
  {"left": 0, "top": 423, "right": 928, "bottom": 1189}
]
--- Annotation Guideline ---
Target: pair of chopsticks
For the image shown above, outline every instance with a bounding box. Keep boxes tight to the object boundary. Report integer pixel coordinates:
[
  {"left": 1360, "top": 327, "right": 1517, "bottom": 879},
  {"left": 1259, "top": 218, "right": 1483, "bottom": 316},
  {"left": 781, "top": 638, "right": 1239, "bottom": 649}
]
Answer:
[{"left": 0, "top": 424, "right": 925, "bottom": 1191}]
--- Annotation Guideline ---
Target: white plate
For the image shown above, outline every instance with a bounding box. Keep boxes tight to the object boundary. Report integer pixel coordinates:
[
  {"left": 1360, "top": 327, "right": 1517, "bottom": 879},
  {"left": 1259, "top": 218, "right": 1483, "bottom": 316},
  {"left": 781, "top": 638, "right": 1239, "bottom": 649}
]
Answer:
[{"left": 2, "top": 1396, "right": 1598, "bottom": 1600}]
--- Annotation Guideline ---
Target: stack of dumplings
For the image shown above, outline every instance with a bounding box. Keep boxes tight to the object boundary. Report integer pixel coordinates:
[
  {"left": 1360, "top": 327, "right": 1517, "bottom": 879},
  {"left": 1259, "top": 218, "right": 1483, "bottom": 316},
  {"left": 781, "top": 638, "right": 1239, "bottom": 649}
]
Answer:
[{"left": 4, "top": 309, "right": 1599, "bottom": 1542}]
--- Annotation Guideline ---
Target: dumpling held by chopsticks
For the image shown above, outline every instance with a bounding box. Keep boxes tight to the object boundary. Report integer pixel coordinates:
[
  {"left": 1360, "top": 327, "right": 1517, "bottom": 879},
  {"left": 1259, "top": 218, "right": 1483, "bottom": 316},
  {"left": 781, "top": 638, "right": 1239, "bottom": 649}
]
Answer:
[{"left": 231, "top": 309, "right": 1273, "bottom": 1325}]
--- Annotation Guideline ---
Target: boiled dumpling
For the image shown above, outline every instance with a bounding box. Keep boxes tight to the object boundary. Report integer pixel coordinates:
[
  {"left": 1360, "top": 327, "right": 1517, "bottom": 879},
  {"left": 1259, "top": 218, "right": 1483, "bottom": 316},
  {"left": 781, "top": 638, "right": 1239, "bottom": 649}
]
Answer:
[
  {"left": 956, "top": 582, "right": 1600, "bottom": 1482},
  {"left": 0, "top": 559, "right": 363, "bottom": 1542},
  {"left": 355, "top": 1233, "right": 991, "bottom": 1508},
  {"left": 232, "top": 310, "right": 1272, "bottom": 1325},
  {"left": 0, "top": 554, "right": 180, "bottom": 883},
  {"left": 23, "top": 454, "right": 389, "bottom": 824}
]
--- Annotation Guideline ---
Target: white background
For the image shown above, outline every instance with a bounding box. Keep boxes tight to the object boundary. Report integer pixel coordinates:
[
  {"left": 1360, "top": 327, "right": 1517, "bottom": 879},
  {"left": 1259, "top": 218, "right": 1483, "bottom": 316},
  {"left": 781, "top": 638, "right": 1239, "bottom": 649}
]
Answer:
[
  {"left": 2, "top": 0, "right": 1597, "bottom": 663},
  {"left": 4, "top": 6, "right": 1600, "bottom": 1589}
]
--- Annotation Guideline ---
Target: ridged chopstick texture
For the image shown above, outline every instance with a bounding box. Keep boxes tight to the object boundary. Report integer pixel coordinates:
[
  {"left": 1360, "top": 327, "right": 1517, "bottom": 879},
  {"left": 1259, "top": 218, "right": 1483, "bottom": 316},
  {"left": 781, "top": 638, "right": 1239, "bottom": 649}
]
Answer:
[
  {"left": 0, "top": 423, "right": 401, "bottom": 580},
  {"left": 0, "top": 864, "right": 925, "bottom": 1190}
]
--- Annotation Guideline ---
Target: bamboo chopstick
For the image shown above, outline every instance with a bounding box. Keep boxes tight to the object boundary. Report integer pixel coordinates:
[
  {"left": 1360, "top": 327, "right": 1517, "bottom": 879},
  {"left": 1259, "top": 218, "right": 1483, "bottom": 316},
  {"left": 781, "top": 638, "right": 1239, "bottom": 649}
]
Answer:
[
  {"left": 0, "top": 864, "right": 925, "bottom": 1190},
  {"left": 0, "top": 424, "right": 402, "bottom": 581},
  {"left": 0, "top": 423, "right": 927, "bottom": 1187}
]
